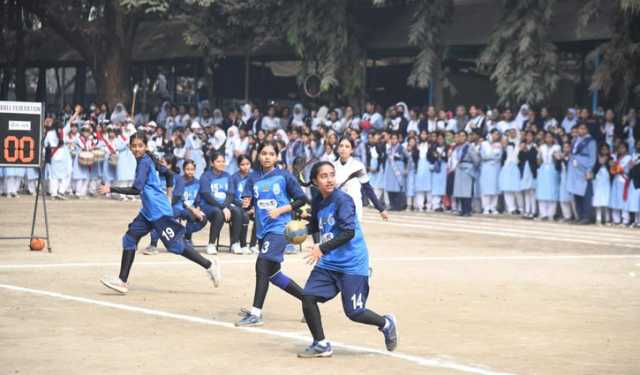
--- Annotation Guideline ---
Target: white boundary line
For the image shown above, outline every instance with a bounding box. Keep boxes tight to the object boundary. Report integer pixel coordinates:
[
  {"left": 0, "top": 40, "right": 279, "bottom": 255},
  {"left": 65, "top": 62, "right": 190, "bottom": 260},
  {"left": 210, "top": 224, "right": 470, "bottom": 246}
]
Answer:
[
  {"left": 0, "top": 254, "right": 638, "bottom": 269},
  {"left": 360, "top": 219, "right": 640, "bottom": 249},
  {"left": 0, "top": 283, "right": 516, "bottom": 375},
  {"left": 361, "top": 213, "right": 640, "bottom": 243}
]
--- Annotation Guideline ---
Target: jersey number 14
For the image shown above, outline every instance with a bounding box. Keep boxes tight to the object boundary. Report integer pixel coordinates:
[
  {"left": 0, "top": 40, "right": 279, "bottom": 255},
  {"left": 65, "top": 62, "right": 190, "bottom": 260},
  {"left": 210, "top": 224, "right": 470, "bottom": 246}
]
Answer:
[{"left": 350, "top": 293, "right": 364, "bottom": 310}]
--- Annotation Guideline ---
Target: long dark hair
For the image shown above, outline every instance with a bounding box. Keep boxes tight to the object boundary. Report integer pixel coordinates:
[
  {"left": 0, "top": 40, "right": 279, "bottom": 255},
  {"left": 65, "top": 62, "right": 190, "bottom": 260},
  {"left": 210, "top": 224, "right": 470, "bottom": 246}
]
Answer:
[
  {"left": 256, "top": 140, "right": 280, "bottom": 171},
  {"left": 309, "top": 161, "right": 334, "bottom": 187}
]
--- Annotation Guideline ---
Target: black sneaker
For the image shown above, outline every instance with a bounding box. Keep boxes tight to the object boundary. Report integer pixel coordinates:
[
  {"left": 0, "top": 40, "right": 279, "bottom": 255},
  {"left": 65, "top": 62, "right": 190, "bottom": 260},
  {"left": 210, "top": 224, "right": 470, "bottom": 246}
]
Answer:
[{"left": 379, "top": 314, "right": 398, "bottom": 351}]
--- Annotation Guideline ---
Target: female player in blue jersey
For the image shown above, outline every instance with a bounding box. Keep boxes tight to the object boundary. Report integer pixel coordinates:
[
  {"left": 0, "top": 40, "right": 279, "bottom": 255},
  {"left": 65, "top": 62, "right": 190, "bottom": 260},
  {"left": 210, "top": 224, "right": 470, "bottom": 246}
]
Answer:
[
  {"left": 228, "top": 155, "right": 255, "bottom": 254},
  {"left": 199, "top": 152, "right": 244, "bottom": 255},
  {"left": 172, "top": 159, "right": 207, "bottom": 246},
  {"left": 98, "top": 132, "right": 221, "bottom": 294},
  {"left": 297, "top": 161, "right": 398, "bottom": 358},
  {"left": 235, "top": 141, "right": 309, "bottom": 327}
]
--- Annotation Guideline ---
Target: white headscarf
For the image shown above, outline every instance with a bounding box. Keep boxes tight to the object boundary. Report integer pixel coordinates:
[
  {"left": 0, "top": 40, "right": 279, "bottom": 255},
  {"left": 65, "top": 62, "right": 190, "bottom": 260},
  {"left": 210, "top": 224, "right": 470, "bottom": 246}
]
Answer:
[
  {"left": 241, "top": 104, "right": 252, "bottom": 123},
  {"left": 110, "top": 103, "right": 128, "bottom": 125},
  {"left": 513, "top": 104, "right": 529, "bottom": 130},
  {"left": 396, "top": 102, "right": 410, "bottom": 121},
  {"left": 293, "top": 103, "right": 305, "bottom": 123},
  {"left": 212, "top": 109, "right": 224, "bottom": 126},
  {"left": 561, "top": 108, "right": 577, "bottom": 133},
  {"left": 312, "top": 106, "right": 329, "bottom": 130}
]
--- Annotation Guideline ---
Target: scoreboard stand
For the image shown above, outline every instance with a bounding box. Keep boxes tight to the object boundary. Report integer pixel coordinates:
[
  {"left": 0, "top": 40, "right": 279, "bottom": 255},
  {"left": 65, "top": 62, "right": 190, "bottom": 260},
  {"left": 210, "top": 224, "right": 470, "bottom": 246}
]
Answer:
[{"left": 0, "top": 101, "right": 52, "bottom": 252}]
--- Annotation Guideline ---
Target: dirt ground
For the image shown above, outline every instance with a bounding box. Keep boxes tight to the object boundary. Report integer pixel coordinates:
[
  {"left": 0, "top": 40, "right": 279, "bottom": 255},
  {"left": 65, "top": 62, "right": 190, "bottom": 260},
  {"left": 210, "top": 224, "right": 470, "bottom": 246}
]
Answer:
[{"left": 1, "top": 197, "right": 639, "bottom": 375}]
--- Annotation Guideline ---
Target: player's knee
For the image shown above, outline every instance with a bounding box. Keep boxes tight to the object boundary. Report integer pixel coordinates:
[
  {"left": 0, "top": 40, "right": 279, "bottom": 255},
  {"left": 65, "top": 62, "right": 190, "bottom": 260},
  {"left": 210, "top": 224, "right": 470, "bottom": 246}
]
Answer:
[
  {"left": 269, "top": 271, "right": 290, "bottom": 289},
  {"left": 302, "top": 294, "right": 318, "bottom": 309},
  {"left": 166, "top": 241, "right": 185, "bottom": 255},
  {"left": 345, "top": 308, "right": 364, "bottom": 322},
  {"left": 122, "top": 232, "right": 138, "bottom": 251}
]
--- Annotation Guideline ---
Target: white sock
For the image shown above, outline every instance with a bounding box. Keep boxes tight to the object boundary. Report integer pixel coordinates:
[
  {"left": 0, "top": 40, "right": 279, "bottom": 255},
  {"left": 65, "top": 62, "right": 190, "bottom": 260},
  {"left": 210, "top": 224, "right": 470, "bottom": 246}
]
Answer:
[
  {"left": 317, "top": 339, "right": 329, "bottom": 346},
  {"left": 383, "top": 318, "right": 390, "bottom": 330},
  {"left": 250, "top": 307, "right": 262, "bottom": 317}
]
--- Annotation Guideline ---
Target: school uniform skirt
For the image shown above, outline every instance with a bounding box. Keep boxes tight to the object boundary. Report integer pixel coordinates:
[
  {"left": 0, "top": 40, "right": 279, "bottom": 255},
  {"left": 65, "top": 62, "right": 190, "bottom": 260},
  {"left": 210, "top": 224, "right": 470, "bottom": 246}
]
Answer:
[
  {"left": 558, "top": 168, "right": 573, "bottom": 203},
  {"left": 591, "top": 169, "right": 611, "bottom": 207},
  {"left": 625, "top": 187, "right": 640, "bottom": 213},
  {"left": 499, "top": 162, "right": 521, "bottom": 192},
  {"left": 480, "top": 162, "right": 500, "bottom": 195},
  {"left": 609, "top": 178, "right": 627, "bottom": 210},
  {"left": 414, "top": 159, "right": 432, "bottom": 192},
  {"left": 519, "top": 164, "right": 536, "bottom": 190},
  {"left": 431, "top": 163, "right": 447, "bottom": 196},
  {"left": 368, "top": 159, "right": 385, "bottom": 189},
  {"left": 405, "top": 167, "right": 416, "bottom": 198},
  {"left": 536, "top": 163, "right": 559, "bottom": 201}
]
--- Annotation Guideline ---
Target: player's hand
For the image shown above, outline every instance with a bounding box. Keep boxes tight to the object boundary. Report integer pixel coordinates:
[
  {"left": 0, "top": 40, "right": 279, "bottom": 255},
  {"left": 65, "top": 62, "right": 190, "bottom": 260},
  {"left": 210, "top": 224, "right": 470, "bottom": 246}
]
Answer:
[
  {"left": 242, "top": 197, "right": 251, "bottom": 209},
  {"left": 268, "top": 207, "right": 282, "bottom": 219},
  {"left": 304, "top": 244, "right": 323, "bottom": 266},
  {"left": 586, "top": 171, "right": 593, "bottom": 180},
  {"left": 300, "top": 211, "right": 311, "bottom": 220},
  {"left": 379, "top": 210, "right": 389, "bottom": 221},
  {"left": 193, "top": 208, "right": 205, "bottom": 221},
  {"left": 223, "top": 207, "right": 231, "bottom": 221},
  {"left": 98, "top": 184, "right": 110, "bottom": 195}
]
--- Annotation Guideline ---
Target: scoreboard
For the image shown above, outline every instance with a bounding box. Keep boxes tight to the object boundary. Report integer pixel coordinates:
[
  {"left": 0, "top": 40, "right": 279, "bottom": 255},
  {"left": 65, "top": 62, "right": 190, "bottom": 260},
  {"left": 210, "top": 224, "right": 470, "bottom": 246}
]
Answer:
[{"left": 0, "top": 101, "right": 43, "bottom": 167}]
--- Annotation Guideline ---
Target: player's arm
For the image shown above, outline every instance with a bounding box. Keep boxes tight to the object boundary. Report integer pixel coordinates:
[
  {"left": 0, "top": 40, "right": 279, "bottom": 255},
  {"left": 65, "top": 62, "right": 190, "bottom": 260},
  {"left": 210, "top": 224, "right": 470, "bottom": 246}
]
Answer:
[
  {"left": 318, "top": 198, "right": 355, "bottom": 255},
  {"left": 103, "top": 160, "right": 148, "bottom": 196},
  {"left": 240, "top": 173, "right": 255, "bottom": 208},
  {"left": 274, "top": 173, "right": 309, "bottom": 218},
  {"left": 362, "top": 181, "right": 386, "bottom": 212}
]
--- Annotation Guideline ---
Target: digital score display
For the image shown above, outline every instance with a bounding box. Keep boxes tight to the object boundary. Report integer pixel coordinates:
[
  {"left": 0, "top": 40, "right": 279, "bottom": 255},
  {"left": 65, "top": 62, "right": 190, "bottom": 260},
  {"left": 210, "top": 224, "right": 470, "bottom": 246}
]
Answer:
[{"left": 0, "top": 101, "right": 43, "bottom": 167}]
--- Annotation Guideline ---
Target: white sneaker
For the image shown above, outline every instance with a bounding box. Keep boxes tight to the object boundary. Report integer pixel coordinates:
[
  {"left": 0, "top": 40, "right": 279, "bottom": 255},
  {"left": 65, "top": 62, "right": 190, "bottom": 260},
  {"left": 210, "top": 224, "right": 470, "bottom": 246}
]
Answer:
[
  {"left": 100, "top": 276, "right": 128, "bottom": 294},
  {"left": 231, "top": 242, "right": 243, "bottom": 255},
  {"left": 142, "top": 245, "right": 159, "bottom": 255},
  {"left": 206, "top": 244, "right": 217, "bottom": 255},
  {"left": 206, "top": 259, "right": 221, "bottom": 287},
  {"left": 249, "top": 245, "right": 259, "bottom": 254}
]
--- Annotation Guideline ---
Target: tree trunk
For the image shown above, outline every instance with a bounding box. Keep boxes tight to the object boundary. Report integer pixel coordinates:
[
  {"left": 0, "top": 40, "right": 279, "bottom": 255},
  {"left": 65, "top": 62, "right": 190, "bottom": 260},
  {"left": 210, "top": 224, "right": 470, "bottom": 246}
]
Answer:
[
  {"left": 14, "top": 4, "right": 26, "bottom": 100},
  {"left": 433, "top": 59, "right": 445, "bottom": 109},
  {"left": 36, "top": 66, "right": 46, "bottom": 102},
  {"left": 0, "top": 68, "right": 10, "bottom": 99},
  {"left": 93, "top": 47, "right": 131, "bottom": 110},
  {"left": 74, "top": 65, "right": 86, "bottom": 106}
]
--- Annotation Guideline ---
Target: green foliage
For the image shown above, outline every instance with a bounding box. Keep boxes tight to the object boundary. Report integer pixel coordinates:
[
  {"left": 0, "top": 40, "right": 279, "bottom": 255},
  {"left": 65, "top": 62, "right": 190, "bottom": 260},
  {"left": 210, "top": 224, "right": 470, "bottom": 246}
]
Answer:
[
  {"left": 184, "top": 0, "right": 284, "bottom": 61},
  {"left": 479, "top": 0, "right": 560, "bottom": 106},
  {"left": 119, "top": 0, "right": 169, "bottom": 13},
  {"left": 579, "top": 0, "right": 640, "bottom": 109},
  {"left": 406, "top": 0, "right": 453, "bottom": 89},
  {"left": 283, "top": 0, "right": 365, "bottom": 98}
]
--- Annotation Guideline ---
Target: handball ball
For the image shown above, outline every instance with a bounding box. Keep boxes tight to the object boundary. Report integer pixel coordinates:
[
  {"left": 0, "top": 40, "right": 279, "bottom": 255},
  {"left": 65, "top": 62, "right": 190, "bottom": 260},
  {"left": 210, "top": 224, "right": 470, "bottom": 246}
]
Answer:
[
  {"left": 30, "top": 238, "right": 45, "bottom": 251},
  {"left": 285, "top": 220, "right": 308, "bottom": 245}
]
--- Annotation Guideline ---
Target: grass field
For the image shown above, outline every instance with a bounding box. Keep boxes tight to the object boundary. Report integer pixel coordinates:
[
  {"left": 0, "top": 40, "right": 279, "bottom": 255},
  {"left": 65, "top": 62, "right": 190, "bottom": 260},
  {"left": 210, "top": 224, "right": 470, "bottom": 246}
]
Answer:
[{"left": 1, "top": 197, "right": 639, "bottom": 375}]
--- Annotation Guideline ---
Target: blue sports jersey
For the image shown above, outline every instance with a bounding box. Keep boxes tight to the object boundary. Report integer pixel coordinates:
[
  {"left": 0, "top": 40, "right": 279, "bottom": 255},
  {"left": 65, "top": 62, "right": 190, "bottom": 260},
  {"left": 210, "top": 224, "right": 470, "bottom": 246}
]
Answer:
[
  {"left": 133, "top": 154, "right": 173, "bottom": 221},
  {"left": 229, "top": 171, "right": 250, "bottom": 206},
  {"left": 313, "top": 189, "right": 369, "bottom": 276},
  {"left": 199, "top": 169, "right": 230, "bottom": 208},
  {"left": 172, "top": 175, "right": 200, "bottom": 212},
  {"left": 157, "top": 171, "right": 176, "bottom": 194},
  {"left": 242, "top": 167, "right": 305, "bottom": 239}
]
